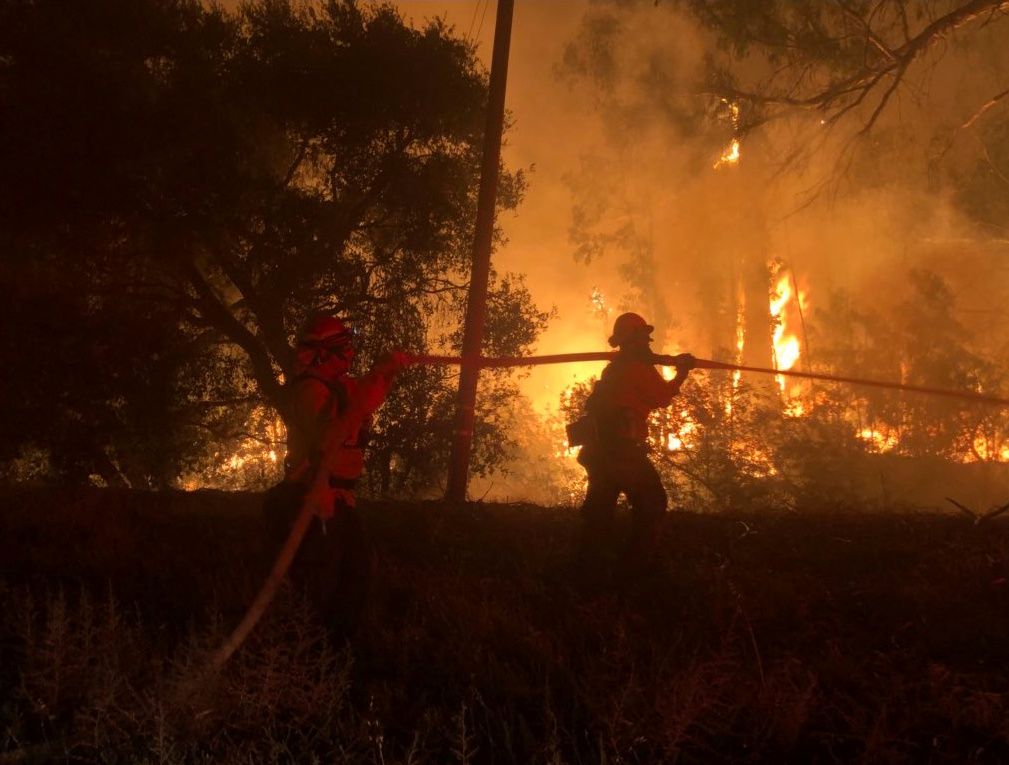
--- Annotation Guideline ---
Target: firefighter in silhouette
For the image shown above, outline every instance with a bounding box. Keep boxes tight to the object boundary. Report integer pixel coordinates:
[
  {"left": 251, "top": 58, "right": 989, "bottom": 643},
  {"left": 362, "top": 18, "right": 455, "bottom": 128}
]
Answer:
[
  {"left": 264, "top": 315, "right": 407, "bottom": 636},
  {"left": 575, "top": 312, "right": 695, "bottom": 571}
]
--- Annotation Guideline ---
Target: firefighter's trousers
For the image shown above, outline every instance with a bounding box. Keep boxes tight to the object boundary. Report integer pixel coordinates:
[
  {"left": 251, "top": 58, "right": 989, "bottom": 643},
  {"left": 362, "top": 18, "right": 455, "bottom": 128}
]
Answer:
[
  {"left": 263, "top": 481, "right": 376, "bottom": 637},
  {"left": 577, "top": 439, "right": 667, "bottom": 566}
]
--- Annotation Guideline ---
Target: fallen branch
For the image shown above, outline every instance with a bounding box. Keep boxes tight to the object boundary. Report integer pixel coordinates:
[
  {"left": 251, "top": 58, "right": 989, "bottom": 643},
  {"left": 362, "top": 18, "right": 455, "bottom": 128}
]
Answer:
[
  {"left": 982, "top": 500, "right": 1009, "bottom": 523},
  {"left": 945, "top": 497, "right": 1009, "bottom": 525},
  {"left": 946, "top": 496, "right": 978, "bottom": 521}
]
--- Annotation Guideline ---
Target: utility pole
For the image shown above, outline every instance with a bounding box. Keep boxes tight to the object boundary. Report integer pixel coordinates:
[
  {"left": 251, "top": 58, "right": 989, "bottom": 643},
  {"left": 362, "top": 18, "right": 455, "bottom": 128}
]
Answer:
[{"left": 445, "top": 0, "right": 515, "bottom": 502}]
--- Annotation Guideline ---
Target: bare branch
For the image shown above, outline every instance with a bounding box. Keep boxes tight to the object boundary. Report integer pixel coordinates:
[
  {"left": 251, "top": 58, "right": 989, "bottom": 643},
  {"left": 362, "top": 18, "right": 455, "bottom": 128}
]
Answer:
[
  {"left": 962, "top": 86, "right": 1009, "bottom": 129},
  {"left": 857, "top": 58, "right": 909, "bottom": 136},
  {"left": 945, "top": 496, "right": 978, "bottom": 520},
  {"left": 978, "top": 138, "right": 1009, "bottom": 188},
  {"left": 834, "top": 0, "right": 897, "bottom": 61},
  {"left": 278, "top": 138, "right": 311, "bottom": 192},
  {"left": 982, "top": 501, "right": 1009, "bottom": 521},
  {"left": 182, "top": 258, "right": 285, "bottom": 411},
  {"left": 711, "top": 0, "right": 1009, "bottom": 137}
]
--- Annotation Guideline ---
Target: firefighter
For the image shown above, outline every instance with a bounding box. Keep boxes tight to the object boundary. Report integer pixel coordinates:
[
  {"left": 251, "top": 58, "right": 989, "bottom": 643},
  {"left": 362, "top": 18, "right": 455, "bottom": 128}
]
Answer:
[
  {"left": 576, "top": 312, "right": 695, "bottom": 572},
  {"left": 264, "top": 315, "right": 407, "bottom": 636}
]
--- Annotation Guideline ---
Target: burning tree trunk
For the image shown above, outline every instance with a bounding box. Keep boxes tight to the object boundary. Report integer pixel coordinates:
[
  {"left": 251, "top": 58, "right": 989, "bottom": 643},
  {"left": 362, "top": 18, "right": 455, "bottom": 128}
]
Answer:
[{"left": 741, "top": 256, "right": 775, "bottom": 373}]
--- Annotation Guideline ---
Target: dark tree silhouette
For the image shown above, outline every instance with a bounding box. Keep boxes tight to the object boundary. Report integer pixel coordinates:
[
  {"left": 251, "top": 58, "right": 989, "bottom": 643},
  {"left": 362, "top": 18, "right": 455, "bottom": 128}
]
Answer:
[{"left": 0, "top": 0, "right": 547, "bottom": 489}]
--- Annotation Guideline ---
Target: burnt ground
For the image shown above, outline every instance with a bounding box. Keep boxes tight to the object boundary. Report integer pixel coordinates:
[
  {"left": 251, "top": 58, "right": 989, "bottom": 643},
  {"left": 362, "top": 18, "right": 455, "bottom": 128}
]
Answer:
[{"left": 1, "top": 486, "right": 1008, "bottom": 763}]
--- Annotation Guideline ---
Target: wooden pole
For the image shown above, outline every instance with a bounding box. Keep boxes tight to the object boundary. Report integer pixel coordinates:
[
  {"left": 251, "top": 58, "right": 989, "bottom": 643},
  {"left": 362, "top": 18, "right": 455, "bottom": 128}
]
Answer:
[{"left": 446, "top": 0, "right": 515, "bottom": 502}]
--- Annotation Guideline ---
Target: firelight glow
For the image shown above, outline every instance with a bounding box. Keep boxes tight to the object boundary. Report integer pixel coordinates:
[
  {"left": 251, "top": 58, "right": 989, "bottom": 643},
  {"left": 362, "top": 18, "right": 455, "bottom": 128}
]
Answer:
[
  {"left": 769, "top": 271, "right": 805, "bottom": 397},
  {"left": 714, "top": 138, "right": 741, "bottom": 169}
]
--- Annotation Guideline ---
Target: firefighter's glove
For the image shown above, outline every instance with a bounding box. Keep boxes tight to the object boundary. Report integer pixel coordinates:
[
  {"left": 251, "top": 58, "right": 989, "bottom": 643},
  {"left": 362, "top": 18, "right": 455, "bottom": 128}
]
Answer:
[{"left": 671, "top": 353, "right": 696, "bottom": 372}]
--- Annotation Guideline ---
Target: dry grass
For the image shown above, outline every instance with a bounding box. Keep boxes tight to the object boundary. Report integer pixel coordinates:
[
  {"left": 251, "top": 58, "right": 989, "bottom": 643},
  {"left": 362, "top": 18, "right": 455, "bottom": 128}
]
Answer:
[{"left": 1, "top": 486, "right": 1009, "bottom": 763}]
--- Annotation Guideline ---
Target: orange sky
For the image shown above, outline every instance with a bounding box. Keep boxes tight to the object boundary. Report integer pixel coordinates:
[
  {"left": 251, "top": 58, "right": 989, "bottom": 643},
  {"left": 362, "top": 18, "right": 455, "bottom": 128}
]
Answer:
[{"left": 396, "top": 1, "right": 628, "bottom": 412}]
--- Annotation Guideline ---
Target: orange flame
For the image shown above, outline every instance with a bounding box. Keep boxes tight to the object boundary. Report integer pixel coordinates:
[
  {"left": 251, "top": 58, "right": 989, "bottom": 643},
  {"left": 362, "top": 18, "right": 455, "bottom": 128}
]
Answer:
[
  {"left": 714, "top": 101, "right": 741, "bottom": 169},
  {"left": 859, "top": 427, "right": 898, "bottom": 452},
  {"left": 714, "top": 139, "right": 741, "bottom": 169},
  {"left": 769, "top": 270, "right": 806, "bottom": 404}
]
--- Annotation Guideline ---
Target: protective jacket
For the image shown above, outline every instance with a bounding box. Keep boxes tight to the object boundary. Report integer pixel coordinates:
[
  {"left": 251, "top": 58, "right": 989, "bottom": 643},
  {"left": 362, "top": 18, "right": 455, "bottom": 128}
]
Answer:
[
  {"left": 283, "top": 369, "right": 394, "bottom": 502},
  {"left": 586, "top": 349, "right": 680, "bottom": 444}
]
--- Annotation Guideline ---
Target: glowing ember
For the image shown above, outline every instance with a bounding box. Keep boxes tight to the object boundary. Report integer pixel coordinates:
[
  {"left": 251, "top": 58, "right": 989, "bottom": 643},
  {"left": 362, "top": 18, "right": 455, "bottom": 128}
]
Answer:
[
  {"left": 735, "top": 296, "right": 746, "bottom": 358},
  {"left": 784, "top": 399, "right": 805, "bottom": 417},
  {"left": 714, "top": 100, "right": 741, "bottom": 169},
  {"left": 589, "top": 286, "right": 610, "bottom": 317},
  {"left": 663, "top": 409, "right": 696, "bottom": 452},
  {"left": 971, "top": 436, "right": 1009, "bottom": 463},
  {"left": 210, "top": 405, "right": 287, "bottom": 486},
  {"left": 858, "top": 427, "right": 898, "bottom": 452},
  {"left": 714, "top": 138, "right": 741, "bottom": 169}
]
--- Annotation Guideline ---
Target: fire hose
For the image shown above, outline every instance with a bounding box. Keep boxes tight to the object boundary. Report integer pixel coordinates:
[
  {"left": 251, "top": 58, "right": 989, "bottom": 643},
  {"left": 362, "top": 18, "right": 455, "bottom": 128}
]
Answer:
[
  {"left": 408, "top": 352, "right": 1009, "bottom": 407},
  {"left": 211, "top": 348, "right": 1009, "bottom": 671}
]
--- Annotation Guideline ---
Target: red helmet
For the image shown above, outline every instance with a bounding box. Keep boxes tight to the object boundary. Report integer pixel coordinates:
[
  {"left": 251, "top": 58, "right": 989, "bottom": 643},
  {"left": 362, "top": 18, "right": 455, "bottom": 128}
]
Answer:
[
  {"left": 299, "top": 315, "right": 353, "bottom": 349},
  {"left": 608, "top": 312, "right": 653, "bottom": 348}
]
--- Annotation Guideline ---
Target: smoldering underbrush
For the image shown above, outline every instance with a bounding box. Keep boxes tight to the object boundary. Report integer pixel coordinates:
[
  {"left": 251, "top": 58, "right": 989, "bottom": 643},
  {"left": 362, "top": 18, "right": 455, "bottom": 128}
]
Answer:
[{"left": 2, "top": 488, "right": 1009, "bottom": 763}]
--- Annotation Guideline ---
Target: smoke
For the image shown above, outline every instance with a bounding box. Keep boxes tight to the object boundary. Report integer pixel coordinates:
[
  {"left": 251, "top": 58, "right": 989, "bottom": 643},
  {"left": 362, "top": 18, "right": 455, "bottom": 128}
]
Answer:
[
  {"left": 216, "top": 1, "right": 1009, "bottom": 505},
  {"left": 396, "top": 0, "right": 1009, "bottom": 504}
]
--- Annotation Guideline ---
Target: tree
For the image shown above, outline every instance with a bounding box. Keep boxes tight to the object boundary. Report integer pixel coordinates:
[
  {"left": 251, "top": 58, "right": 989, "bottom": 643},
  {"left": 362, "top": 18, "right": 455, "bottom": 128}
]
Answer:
[
  {"left": 682, "top": 0, "right": 1009, "bottom": 138},
  {"left": 0, "top": 0, "right": 548, "bottom": 489},
  {"left": 809, "top": 270, "right": 1007, "bottom": 460}
]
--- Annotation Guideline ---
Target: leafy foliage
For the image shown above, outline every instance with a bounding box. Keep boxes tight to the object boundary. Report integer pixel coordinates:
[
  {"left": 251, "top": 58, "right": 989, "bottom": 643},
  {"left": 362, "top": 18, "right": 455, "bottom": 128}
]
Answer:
[
  {"left": 558, "top": 270, "right": 1009, "bottom": 513},
  {"left": 0, "top": 0, "right": 548, "bottom": 490}
]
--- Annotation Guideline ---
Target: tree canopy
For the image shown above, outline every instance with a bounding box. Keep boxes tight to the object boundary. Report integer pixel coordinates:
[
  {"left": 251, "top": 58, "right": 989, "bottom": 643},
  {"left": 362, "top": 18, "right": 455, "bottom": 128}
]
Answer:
[{"left": 0, "top": 0, "right": 547, "bottom": 490}]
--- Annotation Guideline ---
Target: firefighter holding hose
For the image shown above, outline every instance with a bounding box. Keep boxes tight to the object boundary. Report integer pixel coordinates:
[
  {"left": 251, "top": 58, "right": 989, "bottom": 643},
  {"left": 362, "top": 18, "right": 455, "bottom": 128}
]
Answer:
[
  {"left": 573, "top": 312, "right": 695, "bottom": 573},
  {"left": 264, "top": 315, "right": 408, "bottom": 636}
]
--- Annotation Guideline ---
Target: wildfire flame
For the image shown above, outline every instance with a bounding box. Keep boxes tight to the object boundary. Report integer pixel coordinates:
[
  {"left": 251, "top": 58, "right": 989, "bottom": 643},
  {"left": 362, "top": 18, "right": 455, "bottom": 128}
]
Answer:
[
  {"left": 714, "top": 100, "right": 742, "bottom": 169},
  {"left": 859, "top": 427, "right": 898, "bottom": 452},
  {"left": 728, "top": 290, "right": 745, "bottom": 414},
  {"left": 663, "top": 409, "right": 696, "bottom": 452},
  {"left": 714, "top": 139, "right": 741, "bottom": 169},
  {"left": 590, "top": 286, "right": 610, "bottom": 317},
  {"left": 769, "top": 270, "right": 807, "bottom": 403},
  {"left": 972, "top": 435, "right": 1009, "bottom": 462}
]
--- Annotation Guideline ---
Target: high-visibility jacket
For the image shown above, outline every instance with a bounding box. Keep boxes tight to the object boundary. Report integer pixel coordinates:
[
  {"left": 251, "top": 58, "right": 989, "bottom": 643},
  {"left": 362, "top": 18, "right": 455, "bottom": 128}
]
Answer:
[
  {"left": 587, "top": 350, "right": 680, "bottom": 443},
  {"left": 284, "top": 369, "right": 393, "bottom": 488}
]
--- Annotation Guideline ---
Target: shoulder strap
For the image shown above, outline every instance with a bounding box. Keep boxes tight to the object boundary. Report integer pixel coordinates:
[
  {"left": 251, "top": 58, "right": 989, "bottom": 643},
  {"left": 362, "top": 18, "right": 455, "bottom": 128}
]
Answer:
[{"left": 292, "top": 372, "right": 349, "bottom": 415}]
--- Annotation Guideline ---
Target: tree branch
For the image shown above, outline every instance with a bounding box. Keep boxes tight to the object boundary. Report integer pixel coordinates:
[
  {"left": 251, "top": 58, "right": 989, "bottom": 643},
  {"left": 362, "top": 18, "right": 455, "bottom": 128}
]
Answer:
[
  {"left": 834, "top": 0, "right": 897, "bottom": 61},
  {"left": 182, "top": 258, "right": 286, "bottom": 414},
  {"left": 962, "top": 86, "right": 1009, "bottom": 129},
  {"left": 710, "top": 0, "right": 1009, "bottom": 136}
]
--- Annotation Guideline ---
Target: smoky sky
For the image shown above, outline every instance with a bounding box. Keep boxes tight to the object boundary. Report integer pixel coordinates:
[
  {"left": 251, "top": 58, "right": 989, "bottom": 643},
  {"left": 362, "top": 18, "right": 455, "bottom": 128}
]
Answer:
[
  {"left": 204, "top": 1, "right": 1009, "bottom": 504},
  {"left": 222, "top": 0, "right": 1009, "bottom": 408},
  {"left": 396, "top": 0, "right": 1009, "bottom": 412}
]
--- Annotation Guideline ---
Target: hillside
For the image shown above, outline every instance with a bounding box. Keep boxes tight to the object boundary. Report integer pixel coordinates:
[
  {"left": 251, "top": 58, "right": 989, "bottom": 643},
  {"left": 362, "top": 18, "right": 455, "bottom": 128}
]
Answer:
[{"left": 2, "top": 487, "right": 1009, "bottom": 763}]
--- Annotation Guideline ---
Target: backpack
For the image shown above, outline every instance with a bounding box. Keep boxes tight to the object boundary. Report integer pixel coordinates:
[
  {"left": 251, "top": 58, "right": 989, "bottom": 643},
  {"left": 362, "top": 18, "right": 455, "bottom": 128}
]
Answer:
[{"left": 566, "top": 384, "right": 604, "bottom": 448}]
